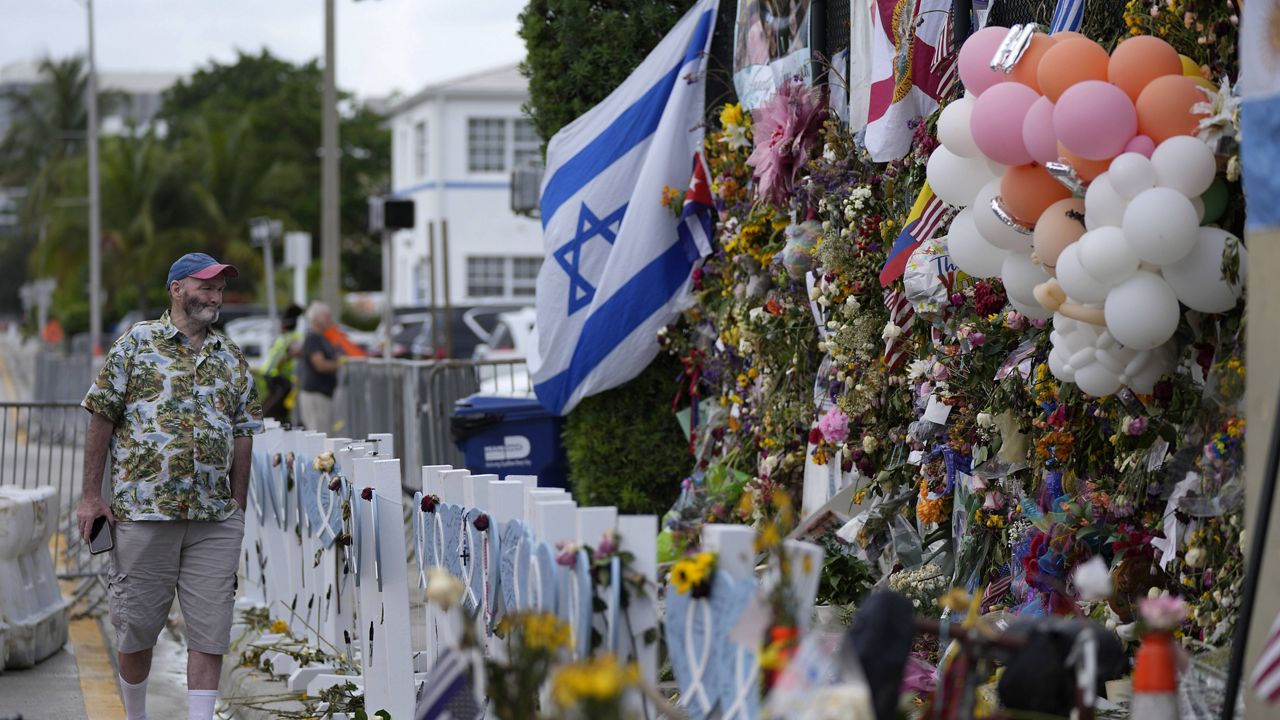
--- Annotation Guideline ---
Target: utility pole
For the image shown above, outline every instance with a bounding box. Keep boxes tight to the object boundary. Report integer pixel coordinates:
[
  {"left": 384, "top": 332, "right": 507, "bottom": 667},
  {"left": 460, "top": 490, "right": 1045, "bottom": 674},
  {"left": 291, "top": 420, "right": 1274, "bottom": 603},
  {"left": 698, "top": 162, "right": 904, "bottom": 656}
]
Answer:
[
  {"left": 86, "top": 0, "right": 102, "bottom": 357},
  {"left": 321, "top": 0, "right": 341, "bottom": 313}
]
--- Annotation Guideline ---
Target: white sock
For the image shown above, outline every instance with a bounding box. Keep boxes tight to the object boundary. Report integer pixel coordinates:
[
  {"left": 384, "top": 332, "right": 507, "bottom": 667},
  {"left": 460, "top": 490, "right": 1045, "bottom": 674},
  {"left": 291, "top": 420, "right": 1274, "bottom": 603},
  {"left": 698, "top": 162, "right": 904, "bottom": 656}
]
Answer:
[
  {"left": 187, "top": 689, "right": 218, "bottom": 720},
  {"left": 118, "top": 675, "right": 148, "bottom": 720}
]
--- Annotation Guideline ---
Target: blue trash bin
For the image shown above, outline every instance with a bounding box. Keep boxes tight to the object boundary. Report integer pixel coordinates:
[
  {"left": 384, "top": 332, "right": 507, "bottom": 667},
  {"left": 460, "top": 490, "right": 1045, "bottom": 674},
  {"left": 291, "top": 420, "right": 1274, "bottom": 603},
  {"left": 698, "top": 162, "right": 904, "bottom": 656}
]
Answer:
[{"left": 451, "top": 394, "right": 569, "bottom": 489}]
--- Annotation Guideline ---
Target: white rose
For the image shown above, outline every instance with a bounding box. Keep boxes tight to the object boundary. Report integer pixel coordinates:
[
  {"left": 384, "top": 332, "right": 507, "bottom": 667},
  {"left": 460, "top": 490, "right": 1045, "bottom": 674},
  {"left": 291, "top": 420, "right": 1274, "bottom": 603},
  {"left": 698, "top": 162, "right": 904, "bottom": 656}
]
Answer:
[
  {"left": 882, "top": 322, "right": 902, "bottom": 340},
  {"left": 976, "top": 412, "right": 995, "bottom": 429},
  {"left": 1072, "top": 556, "right": 1113, "bottom": 602}
]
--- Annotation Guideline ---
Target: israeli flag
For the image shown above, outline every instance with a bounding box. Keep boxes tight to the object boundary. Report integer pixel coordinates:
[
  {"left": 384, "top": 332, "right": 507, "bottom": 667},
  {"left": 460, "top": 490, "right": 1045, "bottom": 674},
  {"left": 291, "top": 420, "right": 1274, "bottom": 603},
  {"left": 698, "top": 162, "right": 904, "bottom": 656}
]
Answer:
[{"left": 532, "top": 0, "right": 719, "bottom": 416}]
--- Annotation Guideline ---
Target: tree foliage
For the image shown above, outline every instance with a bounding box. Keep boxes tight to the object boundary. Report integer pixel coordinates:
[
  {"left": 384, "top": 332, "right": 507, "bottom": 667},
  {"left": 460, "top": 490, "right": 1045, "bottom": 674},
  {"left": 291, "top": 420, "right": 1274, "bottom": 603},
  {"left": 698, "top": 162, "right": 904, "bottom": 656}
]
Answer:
[
  {"left": 0, "top": 50, "right": 390, "bottom": 333},
  {"left": 517, "top": 0, "right": 695, "bottom": 143}
]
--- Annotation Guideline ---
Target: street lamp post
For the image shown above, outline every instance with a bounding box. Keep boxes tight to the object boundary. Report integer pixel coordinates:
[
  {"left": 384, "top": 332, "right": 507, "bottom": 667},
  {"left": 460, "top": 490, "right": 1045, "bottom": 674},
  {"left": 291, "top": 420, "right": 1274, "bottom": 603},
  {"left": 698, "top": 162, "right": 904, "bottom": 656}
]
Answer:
[
  {"left": 250, "top": 217, "right": 283, "bottom": 347},
  {"left": 320, "top": 0, "right": 341, "bottom": 313},
  {"left": 85, "top": 0, "right": 102, "bottom": 358}
]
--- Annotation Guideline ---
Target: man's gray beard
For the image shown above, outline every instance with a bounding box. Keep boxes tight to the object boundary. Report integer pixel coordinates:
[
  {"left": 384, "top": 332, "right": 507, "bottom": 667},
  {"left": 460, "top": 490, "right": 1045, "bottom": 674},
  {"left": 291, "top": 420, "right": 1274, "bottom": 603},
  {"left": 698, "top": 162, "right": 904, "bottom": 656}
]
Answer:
[{"left": 184, "top": 297, "right": 220, "bottom": 324}]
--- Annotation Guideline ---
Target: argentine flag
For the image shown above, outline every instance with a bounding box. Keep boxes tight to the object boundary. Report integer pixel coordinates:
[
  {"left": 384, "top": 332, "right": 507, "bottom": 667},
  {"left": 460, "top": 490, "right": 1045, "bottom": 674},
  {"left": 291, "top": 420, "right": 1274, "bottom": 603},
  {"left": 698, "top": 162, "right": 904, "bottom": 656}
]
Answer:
[{"left": 532, "top": 0, "right": 719, "bottom": 416}]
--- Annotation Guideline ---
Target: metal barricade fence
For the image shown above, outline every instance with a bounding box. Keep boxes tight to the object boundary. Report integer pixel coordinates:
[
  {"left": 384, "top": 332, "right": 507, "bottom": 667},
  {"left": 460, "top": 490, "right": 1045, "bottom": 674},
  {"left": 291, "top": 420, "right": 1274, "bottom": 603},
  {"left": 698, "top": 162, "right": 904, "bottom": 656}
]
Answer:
[
  {"left": 336, "top": 357, "right": 533, "bottom": 492},
  {"left": 32, "top": 351, "right": 98, "bottom": 404},
  {"left": 0, "top": 401, "right": 106, "bottom": 580}
]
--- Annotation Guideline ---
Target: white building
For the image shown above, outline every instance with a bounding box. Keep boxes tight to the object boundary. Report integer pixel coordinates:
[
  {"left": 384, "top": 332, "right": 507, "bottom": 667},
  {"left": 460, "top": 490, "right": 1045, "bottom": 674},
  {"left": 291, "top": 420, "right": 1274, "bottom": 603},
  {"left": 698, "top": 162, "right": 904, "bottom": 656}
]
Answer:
[{"left": 386, "top": 63, "right": 543, "bottom": 309}]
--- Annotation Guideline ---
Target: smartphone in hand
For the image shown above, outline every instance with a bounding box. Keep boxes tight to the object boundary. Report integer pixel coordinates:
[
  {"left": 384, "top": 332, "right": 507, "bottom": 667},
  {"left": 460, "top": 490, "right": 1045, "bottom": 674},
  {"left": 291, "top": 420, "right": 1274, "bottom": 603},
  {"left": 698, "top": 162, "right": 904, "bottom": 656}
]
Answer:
[{"left": 88, "top": 516, "right": 114, "bottom": 555}]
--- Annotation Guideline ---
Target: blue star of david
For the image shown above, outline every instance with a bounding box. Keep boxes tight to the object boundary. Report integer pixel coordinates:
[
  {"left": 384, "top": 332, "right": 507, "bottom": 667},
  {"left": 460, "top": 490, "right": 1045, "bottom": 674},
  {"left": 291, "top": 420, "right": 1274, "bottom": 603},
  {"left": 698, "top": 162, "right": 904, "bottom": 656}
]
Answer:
[{"left": 554, "top": 201, "right": 627, "bottom": 315}]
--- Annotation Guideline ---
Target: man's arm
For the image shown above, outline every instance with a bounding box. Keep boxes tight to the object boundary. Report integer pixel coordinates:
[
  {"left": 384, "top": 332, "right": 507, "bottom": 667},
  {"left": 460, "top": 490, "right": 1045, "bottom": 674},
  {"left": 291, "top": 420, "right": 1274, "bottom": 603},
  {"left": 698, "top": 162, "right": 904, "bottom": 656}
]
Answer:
[
  {"left": 308, "top": 350, "right": 341, "bottom": 374},
  {"left": 229, "top": 436, "right": 253, "bottom": 511},
  {"left": 76, "top": 412, "right": 116, "bottom": 540}
]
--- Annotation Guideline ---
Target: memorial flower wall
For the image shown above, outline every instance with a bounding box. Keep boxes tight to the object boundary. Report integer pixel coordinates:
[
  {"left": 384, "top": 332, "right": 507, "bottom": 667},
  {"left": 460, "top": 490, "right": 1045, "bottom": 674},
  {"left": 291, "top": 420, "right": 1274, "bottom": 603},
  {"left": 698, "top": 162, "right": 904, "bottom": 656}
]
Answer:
[{"left": 661, "top": 16, "right": 1246, "bottom": 651}]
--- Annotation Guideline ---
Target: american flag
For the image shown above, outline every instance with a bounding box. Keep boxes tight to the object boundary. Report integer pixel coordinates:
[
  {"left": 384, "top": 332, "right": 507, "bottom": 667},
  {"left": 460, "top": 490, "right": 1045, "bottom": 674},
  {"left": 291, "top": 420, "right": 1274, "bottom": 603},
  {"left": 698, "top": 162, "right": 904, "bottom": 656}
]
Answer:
[
  {"left": 415, "top": 647, "right": 484, "bottom": 720},
  {"left": 883, "top": 288, "right": 916, "bottom": 371},
  {"left": 1252, "top": 610, "right": 1280, "bottom": 703},
  {"left": 931, "top": 13, "right": 959, "bottom": 100}
]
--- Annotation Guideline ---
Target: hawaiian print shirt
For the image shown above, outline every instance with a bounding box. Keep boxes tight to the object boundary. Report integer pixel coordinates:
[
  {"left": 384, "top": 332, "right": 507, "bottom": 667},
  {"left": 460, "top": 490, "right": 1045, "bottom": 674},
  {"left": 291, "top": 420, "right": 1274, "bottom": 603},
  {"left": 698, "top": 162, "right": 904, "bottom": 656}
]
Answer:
[{"left": 82, "top": 311, "right": 262, "bottom": 521}]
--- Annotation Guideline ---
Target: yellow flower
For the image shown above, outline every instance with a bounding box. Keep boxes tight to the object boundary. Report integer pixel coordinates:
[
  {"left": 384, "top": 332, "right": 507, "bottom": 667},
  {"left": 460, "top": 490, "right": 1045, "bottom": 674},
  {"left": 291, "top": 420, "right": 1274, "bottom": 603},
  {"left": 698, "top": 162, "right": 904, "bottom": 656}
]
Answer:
[
  {"left": 270, "top": 619, "right": 289, "bottom": 635},
  {"left": 747, "top": 367, "right": 760, "bottom": 379},
  {"left": 671, "top": 552, "right": 716, "bottom": 594},
  {"left": 521, "top": 612, "right": 571, "bottom": 652},
  {"left": 755, "top": 522, "right": 781, "bottom": 552},
  {"left": 719, "top": 103, "right": 745, "bottom": 128},
  {"left": 552, "top": 655, "right": 639, "bottom": 708}
]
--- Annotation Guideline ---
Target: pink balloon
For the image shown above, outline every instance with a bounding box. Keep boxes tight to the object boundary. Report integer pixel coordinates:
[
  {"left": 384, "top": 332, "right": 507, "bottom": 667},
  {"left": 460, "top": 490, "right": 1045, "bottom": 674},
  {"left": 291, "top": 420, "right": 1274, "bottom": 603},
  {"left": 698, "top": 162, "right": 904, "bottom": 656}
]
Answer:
[
  {"left": 958, "top": 26, "right": 1010, "bottom": 96},
  {"left": 1053, "top": 80, "right": 1138, "bottom": 161},
  {"left": 971, "top": 82, "right": 1040, "bottom": 166},
  {"left": 1022, "top": 96, "right": 1058, "bottom": 165},
  {"left": 1124, "top": 134, "right": 1156, "bottom": 158}
]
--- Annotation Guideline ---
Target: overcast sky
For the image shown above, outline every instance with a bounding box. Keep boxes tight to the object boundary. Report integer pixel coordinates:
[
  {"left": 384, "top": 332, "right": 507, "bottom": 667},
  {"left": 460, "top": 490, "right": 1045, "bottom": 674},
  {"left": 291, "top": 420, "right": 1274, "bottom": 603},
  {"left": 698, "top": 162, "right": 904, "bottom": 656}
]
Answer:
[{"left": 0, "top": 0, "right": 529, "bottom": 100}]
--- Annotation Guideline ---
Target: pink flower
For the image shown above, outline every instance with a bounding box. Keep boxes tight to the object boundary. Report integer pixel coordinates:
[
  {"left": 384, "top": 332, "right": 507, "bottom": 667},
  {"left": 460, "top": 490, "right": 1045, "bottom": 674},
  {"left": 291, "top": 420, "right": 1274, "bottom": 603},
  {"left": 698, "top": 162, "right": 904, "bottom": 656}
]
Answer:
[
  {"left": 1138, "top": 592, "right": 1188, "bottom": 630},
  {"left": 982, "top": 491, "right": 1005, "bottom": 510},
  {"left": 1004, "top": 311, "right": 1027, "bottom": 331},
  {"left": 1126, "top": 416, "right": 1148, "bottom": 436},
  {"left": 596, "top": 530, "right": 618, "bottom": 557},
  {"left": 556, "top": 540, "right": 580, "bottom": 568},
  {"left": 817, "top": 406, "right": 850, "bottom": 444},
  {"left": 746, "top": 80, "right": 826, "bottom": 206}
]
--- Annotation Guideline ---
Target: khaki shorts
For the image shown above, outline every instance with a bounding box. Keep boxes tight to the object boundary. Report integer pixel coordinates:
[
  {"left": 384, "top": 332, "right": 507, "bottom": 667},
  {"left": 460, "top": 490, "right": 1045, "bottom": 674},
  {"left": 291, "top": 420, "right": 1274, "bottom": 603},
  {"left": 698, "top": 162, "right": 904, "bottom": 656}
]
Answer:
[{"left": 108, "top": 510, "right": 245, "bottom": 655}]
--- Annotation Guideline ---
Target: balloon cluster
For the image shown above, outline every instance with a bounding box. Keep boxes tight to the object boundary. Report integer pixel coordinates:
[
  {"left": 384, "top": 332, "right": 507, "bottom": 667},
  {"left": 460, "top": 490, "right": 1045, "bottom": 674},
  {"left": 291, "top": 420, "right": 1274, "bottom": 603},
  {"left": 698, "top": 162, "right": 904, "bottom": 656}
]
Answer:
[{"left": 926, "top": 27, "right": 1245, "bottom": 396}]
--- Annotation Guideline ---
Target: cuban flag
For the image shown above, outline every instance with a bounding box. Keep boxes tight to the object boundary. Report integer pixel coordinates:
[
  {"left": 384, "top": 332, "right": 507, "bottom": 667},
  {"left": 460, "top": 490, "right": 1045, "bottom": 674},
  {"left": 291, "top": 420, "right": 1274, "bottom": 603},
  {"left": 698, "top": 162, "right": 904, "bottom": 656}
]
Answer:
[{"left": 532, "top": 0, "right": 719, "bottom": 416}]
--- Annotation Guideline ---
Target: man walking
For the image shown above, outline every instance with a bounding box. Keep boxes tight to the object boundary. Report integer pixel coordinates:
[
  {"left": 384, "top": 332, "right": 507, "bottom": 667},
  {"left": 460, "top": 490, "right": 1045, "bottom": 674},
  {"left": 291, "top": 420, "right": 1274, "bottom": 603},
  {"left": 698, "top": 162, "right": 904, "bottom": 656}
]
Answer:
[
  {"left": 298, "top": 301, "right": 342, "bottom": 433},
  {"left": 76, "top": 252, "right": 261, "bottom": 720}
]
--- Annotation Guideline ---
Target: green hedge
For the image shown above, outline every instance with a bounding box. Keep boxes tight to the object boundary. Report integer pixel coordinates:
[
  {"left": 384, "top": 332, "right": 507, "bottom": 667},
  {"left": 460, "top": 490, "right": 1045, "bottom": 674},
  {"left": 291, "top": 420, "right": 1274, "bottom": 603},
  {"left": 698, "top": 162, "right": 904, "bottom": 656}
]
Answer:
[{"left": 562, "top": 354, "right": 690, "bottom": 514}]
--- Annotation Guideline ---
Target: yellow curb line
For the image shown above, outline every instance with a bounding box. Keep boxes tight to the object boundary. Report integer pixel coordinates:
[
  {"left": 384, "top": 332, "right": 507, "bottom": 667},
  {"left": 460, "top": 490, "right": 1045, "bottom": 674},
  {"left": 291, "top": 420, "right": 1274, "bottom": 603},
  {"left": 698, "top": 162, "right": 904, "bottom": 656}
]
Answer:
[{"left": 68, "top": 614, "right": 126, "bottom": 720}]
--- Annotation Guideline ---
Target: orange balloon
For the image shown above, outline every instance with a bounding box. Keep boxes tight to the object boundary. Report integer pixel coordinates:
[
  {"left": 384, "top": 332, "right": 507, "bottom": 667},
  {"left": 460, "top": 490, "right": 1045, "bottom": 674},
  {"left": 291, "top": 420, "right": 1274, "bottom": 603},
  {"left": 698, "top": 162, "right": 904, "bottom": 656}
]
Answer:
[
  {"left": 1032, "top": 197, "right": 1087, "bottom": 275},
  {"left": 1057, "top": 143, "right": 1111, "bottom": 182},
  {"left": 1008, "top": 33, "right": 1056, "bottom": 93},
  {"left": 1136, "top": 75, "right": 1210, "bottom": 144},
  {"left": 1051, "top": 31, "right": 1087, "bottom": 40},
  {"left": 1000, "top": 163, "right": 1072, "bottom": 226},
  {"left": 1108, "top": 36, "right": 1182, "bottom": 101},
  {"left": 1037, "top": 37, "right": 1111, "bottom": 102}
]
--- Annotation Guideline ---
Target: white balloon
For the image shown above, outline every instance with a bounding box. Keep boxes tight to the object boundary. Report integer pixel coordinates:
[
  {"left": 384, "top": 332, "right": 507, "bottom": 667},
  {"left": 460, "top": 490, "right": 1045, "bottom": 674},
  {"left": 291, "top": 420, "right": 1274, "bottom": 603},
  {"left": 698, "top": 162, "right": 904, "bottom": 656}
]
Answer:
[
  {"left": 1122, "top": 187, "right": 1199, "bottom": 266},
  {"left": 1190, "top": 195, "right": 1206, "bottom": 223},
  {"left": 1009, "top": 295, "right": 1053, "bottom": 320},
  {"left": 1077, "top": 227, "right": 1139, "bottom": 287},
  {"left": 1151, "top": 135, "right": 1216, "bottom": 198},
  {"left": 1055, "top": 242, "right": 1111, "bottom": 303},
  {"left": 1161, "top": 226, "right": 1246, "bottom": 313},
  {"left": 927, "top": 146, "right": 993, "bottom": 208},
  {"left": 1124, "top": 342, "right": 1176, "bottom": 393},
  {"left": 1048, "top": 346, "right": 1073, "bottom": 381},
  {"left": 1103, "top": 271, "right": 1181, "bottom": 350},
  {"left": 1108, "top": 153, "right": 1157, "bottom": 199},
  {"left": 938, "top": 95, "right": 981, "bottom": 158},
  {"left": 985, "top": 157, "right": 1008, "bottom": 178},
  {"left": 945, "top": 208, "right": 1007, "bottom": 278},
  {"left": 1095, "top": 342, "right": 1135, "bottom": 376},
  {"left": 1075, "top": 363, "right": 1123, "bottom": 397},
  {"left": 1084, "top": 174, "right": 1129, "bottom": 230},
  {"left": 1001, "top": 251, "right": 1049, "bottom": 307},
  {"left": 973, "top": 178, "right": 1031, "bottom": 251},
  {"left": 1068, "top": 346, "right": 1097, "bottom": 372}
]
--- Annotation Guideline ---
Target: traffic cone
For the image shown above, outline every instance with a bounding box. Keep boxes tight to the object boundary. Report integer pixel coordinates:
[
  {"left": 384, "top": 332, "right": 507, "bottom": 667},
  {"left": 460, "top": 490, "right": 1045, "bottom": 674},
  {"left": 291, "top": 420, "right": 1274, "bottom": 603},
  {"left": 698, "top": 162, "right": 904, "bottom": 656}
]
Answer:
[{"left": 1131, "top": 630, "right": 1179, "bottom": 719}]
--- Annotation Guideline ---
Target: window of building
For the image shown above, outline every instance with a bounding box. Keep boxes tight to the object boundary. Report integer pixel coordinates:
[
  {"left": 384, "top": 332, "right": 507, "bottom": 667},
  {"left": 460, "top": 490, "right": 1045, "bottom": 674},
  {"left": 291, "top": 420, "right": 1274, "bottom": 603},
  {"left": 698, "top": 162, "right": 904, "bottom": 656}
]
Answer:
[
  {"left": 513, "top": 119, "right": 541, "bottom": 170},
  {"left": 511, "top": 256, "right": 541, "bottom": 297},
  {"left": 466, "top": 257, "right": 506, "bottom": 297},
  {"left": 413, "top": 121, "right": 427, "bottom": 178},
  {"left": 467, "top": 118, "right": 507, "bottom": 173}
]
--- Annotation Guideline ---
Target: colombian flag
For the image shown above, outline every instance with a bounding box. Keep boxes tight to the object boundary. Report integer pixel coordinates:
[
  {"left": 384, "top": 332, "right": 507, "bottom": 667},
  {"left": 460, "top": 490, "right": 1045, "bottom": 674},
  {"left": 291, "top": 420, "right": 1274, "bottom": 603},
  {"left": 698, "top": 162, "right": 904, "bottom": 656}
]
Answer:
[{"left": 879, "top": 182, "right": 949, "bottom": 287}]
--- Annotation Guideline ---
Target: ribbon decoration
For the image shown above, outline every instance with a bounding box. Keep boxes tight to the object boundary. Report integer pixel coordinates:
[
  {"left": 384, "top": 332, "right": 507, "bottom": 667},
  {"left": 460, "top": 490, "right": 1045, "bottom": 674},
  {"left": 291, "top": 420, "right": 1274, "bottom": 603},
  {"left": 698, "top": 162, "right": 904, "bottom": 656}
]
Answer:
[
  {"left": 370, "top": 488, "right": 384, "bottom": 592},
  {"left": 673, "top": 347, "right": 706, "bottom": 456}
]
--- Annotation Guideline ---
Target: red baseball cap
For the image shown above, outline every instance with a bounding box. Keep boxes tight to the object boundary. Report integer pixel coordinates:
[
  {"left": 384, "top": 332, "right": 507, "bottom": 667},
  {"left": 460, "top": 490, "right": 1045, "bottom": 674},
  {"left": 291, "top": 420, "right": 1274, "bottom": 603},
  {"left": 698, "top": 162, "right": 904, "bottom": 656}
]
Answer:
[{"left": 167, "top": 253, "right": 240, "bottom": 285}]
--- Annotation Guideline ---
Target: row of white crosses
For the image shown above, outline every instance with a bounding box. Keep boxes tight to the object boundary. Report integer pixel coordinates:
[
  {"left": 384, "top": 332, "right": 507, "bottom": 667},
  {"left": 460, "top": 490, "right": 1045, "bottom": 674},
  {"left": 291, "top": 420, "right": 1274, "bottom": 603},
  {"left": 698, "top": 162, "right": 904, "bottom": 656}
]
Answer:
[{"left": 239, "top": 420, "right": 824, "bottom": 720}]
